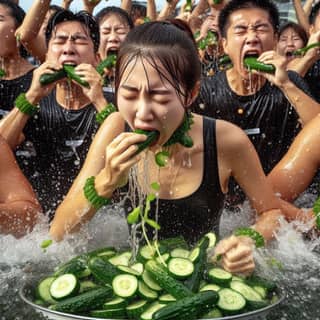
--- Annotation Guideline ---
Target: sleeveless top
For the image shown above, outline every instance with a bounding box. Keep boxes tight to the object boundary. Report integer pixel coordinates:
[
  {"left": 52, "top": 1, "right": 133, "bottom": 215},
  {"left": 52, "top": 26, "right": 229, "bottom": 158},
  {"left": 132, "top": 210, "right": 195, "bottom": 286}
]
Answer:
[
  {"left": 16, "top": 89, "right": 114, "bottom": 218},
  {"left": 121, "top": 117, "right": 225, "bottom": 244},
  {"left": 0, "top": 69, "right": 34, "bottom": 119}
]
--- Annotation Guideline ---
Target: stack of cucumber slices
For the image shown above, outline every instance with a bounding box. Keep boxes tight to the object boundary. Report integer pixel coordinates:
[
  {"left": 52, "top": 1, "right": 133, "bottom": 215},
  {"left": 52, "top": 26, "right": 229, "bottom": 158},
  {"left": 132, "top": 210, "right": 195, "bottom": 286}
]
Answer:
[{"left": 33, "top": 233, "right": 279, "bottom": 319}]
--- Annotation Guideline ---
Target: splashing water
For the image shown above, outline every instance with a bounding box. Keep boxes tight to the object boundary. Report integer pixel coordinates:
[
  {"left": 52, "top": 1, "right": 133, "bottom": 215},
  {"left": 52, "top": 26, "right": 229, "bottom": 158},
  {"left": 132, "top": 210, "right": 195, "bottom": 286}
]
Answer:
[{"left": 219, "top": 198, "right": 320, "bottom": 320}]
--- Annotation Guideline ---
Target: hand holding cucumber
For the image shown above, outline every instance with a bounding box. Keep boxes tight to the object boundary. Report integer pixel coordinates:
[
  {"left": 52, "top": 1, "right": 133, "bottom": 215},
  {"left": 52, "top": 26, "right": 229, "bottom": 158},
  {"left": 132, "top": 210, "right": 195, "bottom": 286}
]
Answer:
[{"left": 212, "top": 235, "right": 255, "bottom": 276}]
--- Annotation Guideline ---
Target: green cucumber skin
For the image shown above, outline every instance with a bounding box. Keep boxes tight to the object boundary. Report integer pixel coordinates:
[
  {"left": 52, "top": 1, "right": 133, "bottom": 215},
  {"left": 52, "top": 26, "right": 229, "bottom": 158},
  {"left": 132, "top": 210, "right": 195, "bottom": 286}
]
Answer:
[
  {"left": 96, "top": 54, "right": 117, "bottom": 75},
  {"left": 50, "top": 286, "right": 113, "bottom": 313},
  {"left": 153, "top": 291, "right": 219, "bottom": 320},
  {"left": 145, "top": 260, "right": 193, "bottom": 299},
  {"left": 54, "top": 256, "right": 88, "bottom": 278},
  {"left": 134, "top": 129, "right": 159, "bottom": 154},
  {"left": 185, "top": 237, "right": 209, "bottom": 292},
  {"left": 63, "top": 65, "right": 90, "bottom": 88},
  {"left": 88, "top": 256, "right": 121, "bottom": 284},
  {"left": 244, "top": 57, "right": 275, "bottom": 73},
  {"left": 39, "top": 69, "right": 66, "bottom": 85}
]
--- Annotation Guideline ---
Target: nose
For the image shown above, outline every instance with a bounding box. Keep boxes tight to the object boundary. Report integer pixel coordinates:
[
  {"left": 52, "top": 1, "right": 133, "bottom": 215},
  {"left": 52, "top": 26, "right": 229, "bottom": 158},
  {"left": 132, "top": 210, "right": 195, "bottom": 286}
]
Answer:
[
  {"left": 245, "top": 30, "right": 259, "bottom": 46},
  {"left": 108, "top": 30, "right": 120, "bottom": 43},
  {"left": 62, "top": 40, "right": 76, "bottom": 55},
  {"left": 135, "top": 100, "right": 154, "bottom": 122}
]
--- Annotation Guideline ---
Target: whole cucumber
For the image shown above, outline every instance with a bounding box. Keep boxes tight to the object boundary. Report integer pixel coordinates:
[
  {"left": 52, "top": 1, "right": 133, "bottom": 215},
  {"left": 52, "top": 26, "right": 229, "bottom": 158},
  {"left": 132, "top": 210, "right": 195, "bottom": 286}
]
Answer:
[{"left": 244, "top": 57, "right": 275, "bottom": 73}]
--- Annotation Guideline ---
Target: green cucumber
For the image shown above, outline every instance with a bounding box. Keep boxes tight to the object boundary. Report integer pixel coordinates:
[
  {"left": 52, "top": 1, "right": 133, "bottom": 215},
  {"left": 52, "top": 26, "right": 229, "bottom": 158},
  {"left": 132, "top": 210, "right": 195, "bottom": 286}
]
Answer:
[
  {"left": 103, "top": 297, "right": 127, "bottom": 310},
  {"left": 253, "top": 285, "right": 267, "bottom": 299},
  {"left": 138, "top": 280, "right": 159, "bottom": 300},
  {"left": 185, "top": 237, "right": 209, "bottom": 292},
  {"left": 63, "top": 64, "right": 90, "bottom": 88},
  {"left": 96, "top": 53, "right": 117, "bottom": 75},
  {"left": 138, "top": 245, "right": 156, "bottom": 263},
  {"left": 293, "top": 42, "right": 320, "bottom": 56},
  {"left": 133, "top": 129, "right": 159, "bottom": 155},
  {"left": 244, "top": 57, "right": 275, "bottom": 74},
  {"left": 199, "top": 283, "right": 221, "bottom": 292},
  {"left": 39, "top": 69, "right": 66, "bottom": 85},
  {"left": 140, "top": 302, "right": 166, "bottom": 320},
  {"left": 36, "top": 276, "right": 57, "bottom": 305},
  {"left": 152, "top": 290, "right": 219, "bottom": 320},
  {"left": 117, "top": 264, "right": 141, "bottom": 276},
  {"left": 131, "top": 262, "right": 144, "bottom": 275},
  {"left": 126, "top": 299, "right": 149, "bottom": 319},
  {"left": 204, "top": 232, "right": 217, "bottom": 248},
  {"left": 112, "top": 274, "right": 138, "bottom": 298},
  {"left": 88, "top": 256, "right": 121, "bottom": 284},
  {"left": 217, "top": 288, "right": 246, "bottom": 315},
  {"left": 0, "top": 69, "right": 6, "bottom": 78},
  {"left": 90, "top": 308, "right": 126, "bottom": 318},
  {"left": 145, "top": 260, "right": 193, "bottom": 299},
  {"left": 142, "top": 270, "right": 162, "bottom": 292},
  {"left": 170, "top": 248, "right": 190, "bottom": 259},
  {"left": 54, "top": 256, "right": 88, "bottom": 278},
  {"left": 202, "top": 307, "right": 223, "bottom": 318},
  {"left": 109, "top": 251, "right": 132, "bottom": 266},
  {"left": 50, "top": 286, "right": 113, "bottom": 313},
  {"left": 79, "top": 280, "right": 98, "bottom": 293},
  {"left": 167, "top": 258, "right": 194, "bottom": 280},
  {"left": 158, "top": 293, "right": 176, "bottom": 304},
  {"left": 245, "top": 275, "right": 277, "bottom": 293},
  {"left": 159, "top": 237, "right": 189, "bottom": 251},
  {"left": 49, "top": 274, "right": 80, "bottom": 300},
  {"left": 207, "top": 267, "right": 232, "bottom": 286}
]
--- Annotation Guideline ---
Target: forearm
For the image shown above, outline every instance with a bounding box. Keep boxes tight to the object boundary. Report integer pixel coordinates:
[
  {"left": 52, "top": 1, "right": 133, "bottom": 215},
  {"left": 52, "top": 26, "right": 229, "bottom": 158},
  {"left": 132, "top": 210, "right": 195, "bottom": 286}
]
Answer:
[
  {"left": 293, "top": 0, "right": 310, "bottom": 33},
  {"left": 157, "top": 0, "right": 179, "bottom": 20},
  {"left": 147, "top": 0, "right": 157, "bottom": 20},
  {"left": 280, "top": 80, "right": 320, "bottom": 124},
  {"left": 50, "top": 169, "right": 115, "bottom": 242},
  {"left": 288, "top": 55, "right": 319, "bottom": 77},
  {"left": 121, "top": 0, "right": 132, "bottom": 13},
  {"left": 61, "top": 0, "right": 73, "bottom": 9},
  {"left": 0, "top": 201, "right": 41, "bottom": 238},
  {"left": 303, "top": 0, "right": 314, "bottom": 18},
  {"left": 252, "top": 209, "right": 282, "bottom": 242}
]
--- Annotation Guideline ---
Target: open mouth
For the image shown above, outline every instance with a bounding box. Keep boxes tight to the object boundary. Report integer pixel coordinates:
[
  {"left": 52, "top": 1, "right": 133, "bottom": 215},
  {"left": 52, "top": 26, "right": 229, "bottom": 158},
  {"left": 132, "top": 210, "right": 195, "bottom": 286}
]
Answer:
[
  {"left": 285, "top": 51, "right": 294, "bottom": 57},
  {"left": 107, "top": 48, "right": 118, "bottom": 56}
]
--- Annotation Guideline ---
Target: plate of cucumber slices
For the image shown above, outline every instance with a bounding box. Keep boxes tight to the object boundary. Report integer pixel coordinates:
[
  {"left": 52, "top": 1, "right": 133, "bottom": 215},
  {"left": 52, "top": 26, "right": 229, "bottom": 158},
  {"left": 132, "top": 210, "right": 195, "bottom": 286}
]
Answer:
[{"left": 19, "top": 234, "right": 286, "bottom": 320}]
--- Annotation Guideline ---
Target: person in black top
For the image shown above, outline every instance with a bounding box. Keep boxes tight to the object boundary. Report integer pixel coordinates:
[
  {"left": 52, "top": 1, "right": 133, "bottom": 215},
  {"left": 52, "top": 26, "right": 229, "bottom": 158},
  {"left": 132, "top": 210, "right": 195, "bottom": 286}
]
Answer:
[
  {"left": 0, "top": 10, "right": 113, "bottom": 217},
  {"left": 192, "top": 0, "right": 320, "bottom": 204},
  {"left": 0, "top": 0, "right": 34, "bottom": 119},
  {"left": 49, "top": 22, "right": 306, "bottom": 275}
]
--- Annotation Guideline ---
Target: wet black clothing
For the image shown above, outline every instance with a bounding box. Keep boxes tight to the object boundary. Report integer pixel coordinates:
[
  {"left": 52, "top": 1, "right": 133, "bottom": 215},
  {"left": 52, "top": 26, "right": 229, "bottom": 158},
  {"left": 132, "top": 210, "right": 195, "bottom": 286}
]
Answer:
[
  {"left": 192, "top": 70, "right": 312, "bottom": 175},
  {"left": 0, "top": 69, "right": 34, "bottom": 119},
  {"left": 304, "top": 60, "right": 320, "bottom": 103},
  {"left": 16, "top": 89, "right": 114, "bottom": 218},
  {"left": 121, "top": 117, "right": 225, "bottom": 245}
]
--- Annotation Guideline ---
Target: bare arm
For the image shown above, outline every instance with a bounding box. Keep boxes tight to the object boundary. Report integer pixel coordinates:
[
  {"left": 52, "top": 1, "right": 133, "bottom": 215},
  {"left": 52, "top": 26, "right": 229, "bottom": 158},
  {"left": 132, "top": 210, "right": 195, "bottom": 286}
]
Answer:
[
  {"left": 15, "top": 0, "right": 51, "bottom": 63},
  {"left": 157, "top": 0, "right": 179, "bottom": 21},
  {"left": 146, "top": 0, "right": 157, "bottom": 21},
  {"left": 268, "top": 114, "right": 320, "bottom": 202},
  {"left": 0, "top": 136, "right": 41, "bottom": 238},
  {"left": 61, "top": 0, "right": 73, "bottom": 10},
  {"left": 293, "top": 0, "right": 310, "bottom": 34},
  {"left": 303, "top": 0, "right": 314, "bottom": 18},
  {"left": 121, "top": 0, "right": 132, "bottom": 14},
  {"left": 188, "top": 0, "right": 209, "bottom": 33},
  {"left": 82, "top": 0, "right": 101, "bottom": 15}
]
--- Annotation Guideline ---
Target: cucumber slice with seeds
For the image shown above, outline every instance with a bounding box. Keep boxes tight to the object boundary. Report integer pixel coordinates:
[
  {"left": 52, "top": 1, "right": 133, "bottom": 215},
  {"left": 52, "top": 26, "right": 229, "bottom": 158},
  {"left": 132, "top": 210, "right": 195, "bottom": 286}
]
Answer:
[
  {"left": 142, "top": 270, "right": 162, "bottom": 291},
  {"left": 117, "top": 264, "right": 141, "bottom": 276},
  {"left": 36, "top": 277, "right": 57, "bottom": 304},
  {"left": 200, "top": 284, "right": 221, "bottom": 292},
  {"left": 168, "top": 258, "right": 194, "bottom": 279},
  {"left": 103, "top": 297, "right": 127, "bottom": 310},
  {"left": 170, "top": 248, "right": 190, "bottom": 259},
  {"left": 158, "top": 294, "right": 176, "bottom": 303},
  {"left": 109, "top": 251, "right": 132, "bottom": 266},
  {"left": 49, "top": 274, "right": 80, "bottom": 300},
  {"left": 208, "top": 267, "right": 232, "bottom": 286},
  {"left": 138, "top": 280, "right": 158, "bottom": 300},
  {"left": 217, "top": 288, "right": 246, "bottom": 314},
  {"left": 131, "top": 262, "right": 144, "bottom": 275},
  {"left": 112, "top": 274, "right": 138, "bottom": 298}
]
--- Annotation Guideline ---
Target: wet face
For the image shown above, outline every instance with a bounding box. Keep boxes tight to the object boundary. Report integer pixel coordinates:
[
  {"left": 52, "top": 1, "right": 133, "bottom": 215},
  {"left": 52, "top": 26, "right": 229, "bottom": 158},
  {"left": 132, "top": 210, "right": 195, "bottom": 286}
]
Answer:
[
  {"left": 99, "top": 14, "right": 130, "bottom": 60},
  {"left": 222, "top": 8, "right": 276, "bottom": 78},
  {"left": 46, "top": 21, "right": 98, "bottom": 66},
  {"left": 0, "top": 5, "right": 19, "bottom": 57},
  {"left": 117, "top": 57, "right": 185, "bottom": 146},
  {"left": 277, "top": 27, "right": 304, "bottom": 61}
]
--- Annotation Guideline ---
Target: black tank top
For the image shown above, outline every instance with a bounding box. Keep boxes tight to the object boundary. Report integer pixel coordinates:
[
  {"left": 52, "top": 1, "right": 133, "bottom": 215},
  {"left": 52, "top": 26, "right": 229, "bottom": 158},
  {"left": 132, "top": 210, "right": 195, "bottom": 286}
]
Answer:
[
  {"left": 0, "top": 69, "right": 34, "bottom": 119},
  {"left": 121, "top": 117, "right": 225, "bottom": 244}
]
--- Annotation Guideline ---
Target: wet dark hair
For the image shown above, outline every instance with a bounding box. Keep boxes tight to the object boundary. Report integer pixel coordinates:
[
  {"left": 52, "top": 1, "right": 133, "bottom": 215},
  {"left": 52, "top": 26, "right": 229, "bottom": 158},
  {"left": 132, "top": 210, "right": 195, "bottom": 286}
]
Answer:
[
  {"left": 0, "top": 0, "right": 28, "bottom": 58},
  {"left": 309, "top": 2, "right": 320, "bottom": 25},
  {"left": 218, "top": 0, "right": 280, "bottom": 38},
  {"left": 279, "top": 21, "right": 308, "bottom": 47},
  {"left": 95, "top": 6, "right": 134, "bottom": 30},
  {"left": 49, "top": 4, "right": 64, "bottom": 13},
  {"left": 115, "top": 21, "right": 200, "bottom": 107},
  {"left": 45, "top": 10, "right": 100, "bottom": 52}
]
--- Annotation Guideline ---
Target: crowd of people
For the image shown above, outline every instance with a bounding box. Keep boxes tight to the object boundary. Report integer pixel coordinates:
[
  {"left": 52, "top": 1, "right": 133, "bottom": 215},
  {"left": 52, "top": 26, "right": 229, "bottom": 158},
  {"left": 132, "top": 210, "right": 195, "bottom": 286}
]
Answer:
[{"left": 1, "top": 0, "right": 320, "bottom": 274}]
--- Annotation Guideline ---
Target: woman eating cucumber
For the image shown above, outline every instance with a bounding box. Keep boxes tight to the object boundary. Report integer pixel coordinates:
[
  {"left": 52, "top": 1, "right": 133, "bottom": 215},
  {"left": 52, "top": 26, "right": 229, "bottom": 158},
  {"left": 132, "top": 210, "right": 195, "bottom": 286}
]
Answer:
[{"left": 49, "top": 21, "right": 301, "bottom": 275}]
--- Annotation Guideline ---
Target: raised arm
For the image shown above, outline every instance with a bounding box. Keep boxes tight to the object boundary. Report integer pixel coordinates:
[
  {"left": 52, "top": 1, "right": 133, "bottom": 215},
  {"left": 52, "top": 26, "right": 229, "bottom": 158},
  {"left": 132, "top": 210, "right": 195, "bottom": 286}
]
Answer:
[
  {"left": 15, "top": 0, "right": 51, "bottom": 63},
  {"left": 82, "top": 0, "right": 101, "bottom": 15},
  {"left": 146, "top": 0, "right": 157, "bottom": 21},
  {"left": 0, "top": 135, "right": 41, "bottom": 238},
  {"left": 293, "top": 0, "right": 311, "bottom": 34},
  {"left": 157, "top": 0, "right": 179, "bottom": 21}
]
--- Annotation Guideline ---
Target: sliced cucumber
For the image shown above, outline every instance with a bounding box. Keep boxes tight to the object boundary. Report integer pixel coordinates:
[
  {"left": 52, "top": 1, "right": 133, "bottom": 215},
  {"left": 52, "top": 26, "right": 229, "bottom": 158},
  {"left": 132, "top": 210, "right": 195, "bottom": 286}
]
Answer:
[
  {"left": 36, "top": 277, "right": 57, "bottom": 304},
  {"left": 217, "top": 288, "right": 246, "bottom": 315},
  {"left": 142, "top": 270, "right": 162, "bottom": 291},
  {"left": 158, "top": 294, "right": 176, "bottom": 304},
  {"left": 205, "top": 232, "right": 217, "bottom": 248},
  {"left": 170, "top": 248, "right": 190, "bottom": 259},
  {"left": 112, "top": 274, "right": 138, "bottom": 298},
  {"left": 117, "top": 264, "right": 141, "bottom": 276},
  {"left": 208, "top": 267, "right": 232, "bottom": 286},
  {"left": 103, "top": 297, "right": 127, "bottom": 310},
  {"left": 140, "top": 302, "right": 166, "bottom": 320},
  {"left": 126, "top": 299, "right": 149, "bottom": 319},
  {"left": 188, "top": 247, "right": 200, "bottom": 263},
  {"left": 109, "top": 251, "right": 132, "bottom": 266},
  {"left": 131, "top": 262, "right": 144, "bottom": 275},
  {"left": 138, "top": 280, "right": 158, "bottom": 300},
  {"left": 138, "top": 245, "right": 156, "bottom": 262},
  {"left": 168, "top": 258, "right": 194, "bottom": 279},
  {"left": 202, "top": 307, "right": 223, "bottom": 318},
  {"left": 253, "top": 285, "right": 267, "bottom": 299},
  {"left": 90, "top": 308, "right": 126, "bottom": 319},
  {"left": 230, "top": 280, "right": 264, "bottom": 302},
  {"left": 200, "top": 284, "right": 221, "bottom": 292},
  {"left": 79, "top": 280, "right": 98, "bottom": 293},
  {"left": 155, "top": 253, "right": 170, "bottom": 264},
  {"left": 49, "top": 274, "right": 80, "bottom": 300}
]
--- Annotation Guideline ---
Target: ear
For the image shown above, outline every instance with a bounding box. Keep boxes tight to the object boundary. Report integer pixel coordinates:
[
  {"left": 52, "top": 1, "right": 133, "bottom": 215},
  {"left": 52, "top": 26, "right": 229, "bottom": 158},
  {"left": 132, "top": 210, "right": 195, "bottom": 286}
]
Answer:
[
  {"left": 222, "top": 37, "right": 229, "bottom": 55},
  {"left": 186, "top": 80, "right": 201, "bottom": 107},
  {"left": 94, "top": 52, "right": 102, "bottom": 67}
]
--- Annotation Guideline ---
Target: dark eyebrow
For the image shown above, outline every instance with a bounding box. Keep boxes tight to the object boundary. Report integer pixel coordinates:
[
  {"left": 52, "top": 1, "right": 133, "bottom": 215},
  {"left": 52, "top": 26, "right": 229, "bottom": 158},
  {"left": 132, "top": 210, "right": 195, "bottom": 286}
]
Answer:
[
  {"left": 121, "top": 84, "right": 171, "bottom": 95},
  {"left": 121, "top": 84, "right": 138, "bottom": 91}
]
